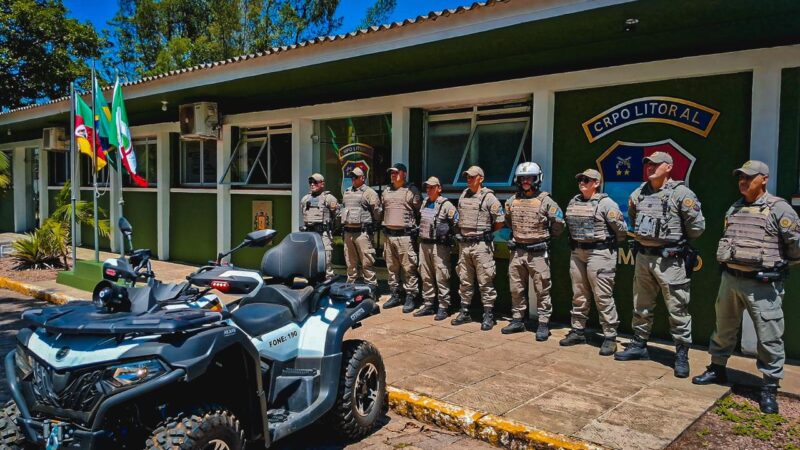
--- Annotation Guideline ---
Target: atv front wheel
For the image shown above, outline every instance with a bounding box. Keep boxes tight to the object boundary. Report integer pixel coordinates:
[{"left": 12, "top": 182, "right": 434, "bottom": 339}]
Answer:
[
  {"left": 145, "top": 407, "right": 244, "bottom": 450},
  {"left": 0, "top": 400, "right": 28, "bottom": 449},
  {"left": 326, "top": 339, "right": 387, "bottom": 440}
]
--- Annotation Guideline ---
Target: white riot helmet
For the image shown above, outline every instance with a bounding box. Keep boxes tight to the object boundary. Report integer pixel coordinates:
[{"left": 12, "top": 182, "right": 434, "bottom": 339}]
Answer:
[{"left": 514, "top": 162, "right": 543, "bottom": 190}]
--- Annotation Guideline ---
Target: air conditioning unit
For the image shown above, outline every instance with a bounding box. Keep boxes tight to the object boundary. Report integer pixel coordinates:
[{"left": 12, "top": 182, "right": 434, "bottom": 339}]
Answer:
[
  {"left": 42, "top": 127, "right": 67, "bottom": 151},
  {"left": 179, "top": 102, "right": 219, "bottom": 140}
]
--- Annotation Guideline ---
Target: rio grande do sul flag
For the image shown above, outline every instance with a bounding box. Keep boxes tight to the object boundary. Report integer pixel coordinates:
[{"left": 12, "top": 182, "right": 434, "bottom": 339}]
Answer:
[
  {"left": 109, "top": 78, "right": 147, "bottom": 187},
  {"left": 74, "top": 96, "right": 107, "bottom": 171}
]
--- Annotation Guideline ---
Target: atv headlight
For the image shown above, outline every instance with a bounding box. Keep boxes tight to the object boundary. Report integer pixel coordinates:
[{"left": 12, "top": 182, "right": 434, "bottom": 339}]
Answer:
[
  {"left": 105, "top": 359, "right": 167, "bottom": 388},
  {"left": 14, "top": 346, "right": 33, "bottom": 379}
]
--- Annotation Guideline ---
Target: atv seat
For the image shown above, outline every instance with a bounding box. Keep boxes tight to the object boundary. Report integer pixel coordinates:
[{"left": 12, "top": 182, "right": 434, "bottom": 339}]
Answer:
[
  {"left": 231, "top": 303, "right": 293, "bottom": 337},
  {"left": 238, "top": 284, "right": 314, "bottom": 322},
  {"left": 261, "top": 232, "right": 326, "bottom": 283}
]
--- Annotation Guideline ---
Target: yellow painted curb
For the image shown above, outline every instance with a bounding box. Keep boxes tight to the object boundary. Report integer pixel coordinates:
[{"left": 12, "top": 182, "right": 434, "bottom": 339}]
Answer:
[
  {"left": 388, "top": 387, "right": 604, "bottom": 450},
  {"left": 0, "top": 276, "right": 71, "bottom": 305}
]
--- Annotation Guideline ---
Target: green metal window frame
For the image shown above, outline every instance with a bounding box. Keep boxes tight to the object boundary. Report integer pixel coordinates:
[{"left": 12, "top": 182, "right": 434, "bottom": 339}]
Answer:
[{"left": 220, "top": 125, "right": 292, "bottom": 188}]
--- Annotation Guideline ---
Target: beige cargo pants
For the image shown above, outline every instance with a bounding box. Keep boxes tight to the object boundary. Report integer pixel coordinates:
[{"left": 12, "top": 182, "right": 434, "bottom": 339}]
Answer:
[
  {"left": 383, "top": 234, "right": 420, "bottom": 295},
  {"left": 343, "top": 229, "right": 377, "bottom": 288},
  {"left": 632, "top": 252, "right": 692, "bottom": 344},
  {"left": 569, "top": 248, "right": 619, "bottom": 338},
  {"left": 419, "top": 242, "right": 452, "bottom": 309},
  {"left": 509, "top": 249, "right": 552, "bottom": 323},
  {"left": 457, "top": 241, "right": 497, "bottom": 308},
  {"left": 709, "top": 272, "right": 785, "bottom": 380}
]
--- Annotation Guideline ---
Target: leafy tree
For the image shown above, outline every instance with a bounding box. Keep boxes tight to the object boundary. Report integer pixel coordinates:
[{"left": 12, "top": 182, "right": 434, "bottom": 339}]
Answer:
[
  {"left": 0, "top": 0, "right": 105, "bottom": 109},
  {"left": 359, "top": 0, "right": 396, "bottom": 29},
  {"left": 106, "top": 0, "right": 396, "bottom": 79},
  {"left": 0, "top": 151, "right": 10, "bottom": 190}
]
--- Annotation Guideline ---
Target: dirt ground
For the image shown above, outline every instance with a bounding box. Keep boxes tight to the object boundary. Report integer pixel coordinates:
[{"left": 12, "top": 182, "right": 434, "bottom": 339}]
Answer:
[
  {"left": 0, "top": 257, "right": 63, "bottom": 283},
  {"left": 668, "top": 386, "right": 800, "bottom": 450}
]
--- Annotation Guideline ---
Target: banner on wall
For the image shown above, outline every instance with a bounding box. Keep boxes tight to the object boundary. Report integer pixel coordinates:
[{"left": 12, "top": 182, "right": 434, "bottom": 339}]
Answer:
[
  {"left": 252, "top": 200, "right": 273, "bottom": 231},
  {"left": 338, "top": 143, "right": 374, "bottom": 195}
]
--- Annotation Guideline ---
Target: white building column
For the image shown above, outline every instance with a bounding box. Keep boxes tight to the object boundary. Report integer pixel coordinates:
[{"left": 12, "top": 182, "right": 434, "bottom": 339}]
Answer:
[
  {"left": 292, "top": 119, "right": 314, "bottom": 231},
  {"left": 532, "top": 90, "right": 555, "bottom": 193},
  {"left": 109, "top": 167, "right": 121, "bottom": 253},
  {"left": 391, "top": 107, "right": 410, "bottom": 171},
  {"left": 217, "top": 127, "right": 232, "bottom": 256},
  {"left": 12, "top": 147, "right": 29, "bottom": 232},
  {"left": 38, "top": 149, "right": 49, "bottom": 226},
  {"left": 156, "top": 131, "right": 171, "bottom": 260},
  {"left": 740, "top": 64, "right": 783, "bottom": 356}
]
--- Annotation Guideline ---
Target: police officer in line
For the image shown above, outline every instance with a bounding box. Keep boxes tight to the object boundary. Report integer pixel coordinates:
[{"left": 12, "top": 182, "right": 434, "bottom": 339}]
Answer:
[
  {"left": 381, "top": 163, "right": 423, "bottom": 313},
  {"left": 413, "top": 176, "right": 458, "bottom": 320},
  {"left": 300, "top": 173, "right": 340, "bottom": 280},
  {"left": 560, "top": 169, "right": 627, "bottom": 355},
  {"left": 340, "top": 167, "right": 382, "bottom": 292},
  {"left": 452, "top": 166, "right": 506, "bottom": 331},
  {"left": 693, "top": 160, "right": 800, "bottom": 414},
  {"left": 503, "top": 162, "right": 565, "bottom": 341},
  {"left": 615, "top": 151, "right": 705, "bottom": 378}
]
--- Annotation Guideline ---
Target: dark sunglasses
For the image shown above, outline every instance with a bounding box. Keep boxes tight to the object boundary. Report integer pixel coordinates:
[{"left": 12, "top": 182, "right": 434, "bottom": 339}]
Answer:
[
  {"left": 309, "top": 180, "right": 321, "bottom": 185},
  {"left": 577, "top": 176, "right": 595, "bottom": 184}
]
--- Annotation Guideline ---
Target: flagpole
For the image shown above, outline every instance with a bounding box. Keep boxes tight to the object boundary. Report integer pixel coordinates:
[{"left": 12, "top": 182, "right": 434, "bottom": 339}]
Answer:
[
  {"left": 114, "top": 76, "right": 125, "bottom": 257},
  {"left": 69, "top": 82, "right": 77, "bottom": 269},
  {"left": 91, "top": 63, "right": 99, "bottom": 262}
]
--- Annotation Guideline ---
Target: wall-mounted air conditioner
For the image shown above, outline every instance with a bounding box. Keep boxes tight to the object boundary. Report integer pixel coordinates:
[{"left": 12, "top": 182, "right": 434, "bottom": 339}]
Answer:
[
  {"left": 179, "top": 102, "right": 219, "bottom": 140},
  {"left": 42, "top": 127, "right": 67, "bottom": 151}
]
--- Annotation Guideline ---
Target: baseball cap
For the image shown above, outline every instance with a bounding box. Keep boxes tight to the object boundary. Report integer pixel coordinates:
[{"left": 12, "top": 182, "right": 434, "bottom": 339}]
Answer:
[
  {"left": 733, "top": 160, "right": 769, "bottom": 177},
  {"left": 643, "top": 151, "right": 673, "bottom": 165},
  {"left": 308, "top": 173, "right": 324, "bottom": 183},
  {"left": 349, "top": 167, "right": 365, "bottom": 178},
  {"left": 462, "top": 166, "right": 484, "bottom": 177},
  {"left": 423, "top": 176, "right": 441, "bottom": 187},
  {"left": 387, "top": 163, "right": 408, "bottom": 173},
  {"left": 575, "top": 169, "right": 602, "bottom": 181}
]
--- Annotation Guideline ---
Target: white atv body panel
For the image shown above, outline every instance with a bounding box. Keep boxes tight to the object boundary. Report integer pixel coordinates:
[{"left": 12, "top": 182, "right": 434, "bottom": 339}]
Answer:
[{"left": 26, "top": 329, "right": 159, "bottom": 370}]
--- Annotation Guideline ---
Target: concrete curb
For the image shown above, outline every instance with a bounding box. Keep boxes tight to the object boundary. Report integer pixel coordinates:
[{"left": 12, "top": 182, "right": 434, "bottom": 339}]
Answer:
[
  {"left": 0, "top": 276, "right": 72, "bottom": 305},
  {"left": 388, "top": 387, "right": 604, "bottom": 450}
]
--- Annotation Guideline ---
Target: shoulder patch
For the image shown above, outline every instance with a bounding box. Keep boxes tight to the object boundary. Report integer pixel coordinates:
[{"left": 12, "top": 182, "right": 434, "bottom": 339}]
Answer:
[
  {"left": 780, "top": 217, "right": 793, "bottom": 229},
  {"left": 608, "top": 210, "right": 620, "bottom": 220},
  {"left": 548, "top": 206, "right": 557, "bottom": 214},
  {"left": 682, "top": 198, "right": 695, "bottom": 208}
]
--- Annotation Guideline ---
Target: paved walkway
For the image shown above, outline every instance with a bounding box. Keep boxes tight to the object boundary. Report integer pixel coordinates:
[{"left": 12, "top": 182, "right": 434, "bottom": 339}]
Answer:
[{"left": 2, "top": 255, "right": 799, "bottom": 449}]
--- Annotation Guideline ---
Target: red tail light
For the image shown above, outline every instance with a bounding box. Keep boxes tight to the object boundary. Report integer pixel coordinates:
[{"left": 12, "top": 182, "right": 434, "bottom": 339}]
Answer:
[
  {"left": 105, "top": 268, "right": 117, "bottom": 277},
  {"left": 354, "top": 295, "right": 363, "bottom": 303},
  {"left": 210, "top": 280, "right": 231, "bottom": 292}
]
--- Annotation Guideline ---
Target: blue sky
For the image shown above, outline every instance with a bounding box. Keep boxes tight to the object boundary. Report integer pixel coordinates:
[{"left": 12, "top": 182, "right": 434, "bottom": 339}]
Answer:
[{"left": 63, "top": 0, "right": 477, "bottom": 37}]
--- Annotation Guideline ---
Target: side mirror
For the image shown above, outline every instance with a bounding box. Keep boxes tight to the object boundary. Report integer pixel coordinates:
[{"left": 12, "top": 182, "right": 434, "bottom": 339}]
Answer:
[
  {"left": 243, "top": 229, "right": 277, "bottom": 248},
  {"left": 118, "top": 217, "right": 133, "bottom": 236}
]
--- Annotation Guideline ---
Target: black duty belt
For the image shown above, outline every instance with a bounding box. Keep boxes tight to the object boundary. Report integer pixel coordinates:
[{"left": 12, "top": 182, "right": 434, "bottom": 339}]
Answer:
[
  {"left": 383, "top": 228, "right": 408, "bottom": 237},
  {"left": 420, "top": 238, "right": 450, "bottom": 246},
  {"left": 303, "top": 223, "right": 330, "bottom": 234},
  {"left": 570, "top": 240, "right": 615, "bottom": 251},
  {"left": 722, "top": 264, "right": 786, "bottom": 283},
  {"left": 634, "top": 243, "right": 683, "bottom": 257},
  {"left": 343, "top": 225, "right": 373, "bottom": 234},
  {"left": 458, "top": 235, "right": 491, "bottom": 244},
  {"left": 514, "top": 241, "right": 549, "bottom": 253}
]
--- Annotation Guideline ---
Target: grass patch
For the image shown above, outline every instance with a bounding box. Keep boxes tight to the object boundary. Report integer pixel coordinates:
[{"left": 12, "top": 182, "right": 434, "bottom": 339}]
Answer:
[{"left": 713, "top": 395, "right": 787, "bottom": 441}]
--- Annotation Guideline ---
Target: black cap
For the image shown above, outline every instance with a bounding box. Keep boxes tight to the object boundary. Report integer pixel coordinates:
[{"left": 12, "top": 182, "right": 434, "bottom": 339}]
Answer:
[{"left": 387, "top": 163, "right": 408, "bottom": 173}]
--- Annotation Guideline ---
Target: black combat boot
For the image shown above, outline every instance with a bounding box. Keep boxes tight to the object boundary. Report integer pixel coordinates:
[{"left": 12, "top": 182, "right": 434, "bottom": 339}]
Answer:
[
  {"left": 599, "top": 337, "right": 617, "bottom": 356},
  {"left": 481, "top": 307, "right": 495, "bottom": 331},
  {"left": 501, "top": 319, "right": 525, "bottom": 334},
  {"left": 674, "top": 343, "right": 690, "bottom": 378},
  {"left": 535, "top": 322, "right": 550, "bottom": 342},
  {"left": 383, "top": 291, "right": 402, "bottom": 309},
  {"left": 759, "top": 384, "right": 779, "bottom": 414},
  {"left": 559, "top": 329, "right": 586, "bottom": 346},
  {"left": 434, "top": 307, "right": 449, "bottom": 321},
  {"left": 402, "top": 293, "right": 417, "bottom": 313},
  {"left": 413, "top": 305, "right": 436, "bottom": 317},
  {"left": 451, "top": 308, "right": 472, "bottom": 325},
  {"left": 692, "top": 364, "right": 728, "bottom": 385},
  {"left": 614, "top": 336, "right": 649, "bottom": 361}
]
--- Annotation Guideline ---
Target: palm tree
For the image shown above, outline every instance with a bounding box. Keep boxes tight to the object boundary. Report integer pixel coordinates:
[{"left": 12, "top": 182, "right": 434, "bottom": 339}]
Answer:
[{"left": 0, "top": 151, "right": 10, "bottom": 190}]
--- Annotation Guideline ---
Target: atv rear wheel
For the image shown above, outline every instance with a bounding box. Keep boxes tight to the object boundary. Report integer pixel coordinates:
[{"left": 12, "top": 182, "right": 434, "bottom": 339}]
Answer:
[
  {"left": 0, "top": 400, "right": 28, "bottom": 450},
  {"left": 145, "top": 407, "right": 244, "bottom": 450},
  {"left": 326, "top": 339, "right": 387, "bottom": 440}
]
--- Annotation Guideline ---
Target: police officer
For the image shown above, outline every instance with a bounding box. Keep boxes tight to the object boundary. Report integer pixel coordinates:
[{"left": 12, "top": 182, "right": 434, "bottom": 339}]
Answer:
[
  {"left": 614, "top": 151, "right": 705, "bottom": 378},
  {"left": 300, "top": 173, "right": 340, "bottom": 280},
  {"left": 340, "top": 167, "right": 382, "bottom": 292},
  {"left": 503, "top": 162, "right": 565, "bottom": 341},
  {"left": 452, "top": 166, "right": 505, "bottom": 331},
  {"left": 414, "top": 176, "right": 458, "bottom": 320},
  {"left": 560, "top": 169, "right": 627, "bottom": 355},
  {"left": 382, "top": 163, "right": 423, "bottom": 313},
  {"left": 693, "top": 160, "right": 799, "bottom": 413}
]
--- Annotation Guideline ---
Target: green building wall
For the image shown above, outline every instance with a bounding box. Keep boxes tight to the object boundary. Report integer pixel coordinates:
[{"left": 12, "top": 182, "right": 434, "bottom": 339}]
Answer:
[
  {"left": 78, "top": 189, "right": 111, "bottom": 251},
  {"left": 230, "top": 194, "right": 292, "bottom": 269},
  {"left": 121, "top": 191, "right": 158, "bottom": 257},
  {"left": 169, "top": 192, "right": 216, "bottom": 265},
  {"left": 0, "top": 188, "right": 13, "bottom": 231}
]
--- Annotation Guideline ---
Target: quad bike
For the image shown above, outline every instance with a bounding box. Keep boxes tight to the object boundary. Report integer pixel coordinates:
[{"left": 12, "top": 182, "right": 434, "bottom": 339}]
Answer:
[{"left": 1, "top": 218, "right": 385, "bottom": 449}]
